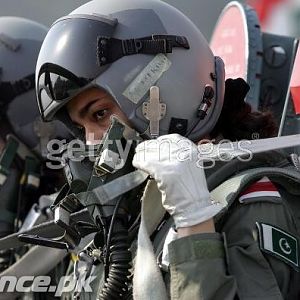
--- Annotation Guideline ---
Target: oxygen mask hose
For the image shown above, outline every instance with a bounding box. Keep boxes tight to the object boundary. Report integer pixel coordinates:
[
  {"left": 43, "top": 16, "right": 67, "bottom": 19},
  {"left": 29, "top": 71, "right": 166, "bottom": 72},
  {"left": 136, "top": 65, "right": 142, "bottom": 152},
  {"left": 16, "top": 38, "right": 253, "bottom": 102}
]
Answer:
[{"left": 100, "top": 214, "right": 132, "bottom": 299}]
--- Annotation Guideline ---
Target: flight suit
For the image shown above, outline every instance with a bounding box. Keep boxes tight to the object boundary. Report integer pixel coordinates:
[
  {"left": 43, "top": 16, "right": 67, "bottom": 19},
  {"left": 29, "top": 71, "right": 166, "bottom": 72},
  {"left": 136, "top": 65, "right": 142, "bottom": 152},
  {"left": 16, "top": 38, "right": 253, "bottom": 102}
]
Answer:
[
  {"left": 166, "top": 152, "right": 300, "bottom": 300},
  {"left": 81, "top": 151, "right": 300, "bottom": 299}
]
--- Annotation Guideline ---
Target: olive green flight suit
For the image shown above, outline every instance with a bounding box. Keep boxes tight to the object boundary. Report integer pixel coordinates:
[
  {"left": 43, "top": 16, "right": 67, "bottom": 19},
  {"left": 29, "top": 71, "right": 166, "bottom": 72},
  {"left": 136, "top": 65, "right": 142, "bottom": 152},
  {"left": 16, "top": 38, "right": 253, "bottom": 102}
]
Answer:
[
  {"left": 83, "top": 152, "right": 300, "bottom": 300},
  {"left": 167, "top": 152, "right": 300, "bottom": 300}
]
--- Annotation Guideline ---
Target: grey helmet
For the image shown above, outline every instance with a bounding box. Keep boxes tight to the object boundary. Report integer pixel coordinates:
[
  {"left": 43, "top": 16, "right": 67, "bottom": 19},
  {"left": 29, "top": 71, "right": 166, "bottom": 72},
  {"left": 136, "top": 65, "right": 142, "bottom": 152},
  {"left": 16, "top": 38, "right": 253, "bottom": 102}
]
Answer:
[
  {"left": 0, "top": 17, "right": 69, "bottom": 157},
  {"left": 36, "top": 0, "right": 225, "bottom": 142}
]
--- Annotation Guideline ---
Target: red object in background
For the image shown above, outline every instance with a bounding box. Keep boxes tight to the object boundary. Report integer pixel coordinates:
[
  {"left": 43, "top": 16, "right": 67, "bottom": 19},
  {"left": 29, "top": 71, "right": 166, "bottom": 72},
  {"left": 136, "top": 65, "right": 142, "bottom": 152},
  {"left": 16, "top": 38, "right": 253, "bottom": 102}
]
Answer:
[
  {"left": 210, "top": 5, "right": 247, "bottom": 80},
  {"left": 291, "top": 86, "right": 300, "bottom": 114},
  {"left": 247, "top": 0, "right": 286, "bottom": 25},
  {"left": 290, "top": 47, "right": 300, "bottom": 114}
]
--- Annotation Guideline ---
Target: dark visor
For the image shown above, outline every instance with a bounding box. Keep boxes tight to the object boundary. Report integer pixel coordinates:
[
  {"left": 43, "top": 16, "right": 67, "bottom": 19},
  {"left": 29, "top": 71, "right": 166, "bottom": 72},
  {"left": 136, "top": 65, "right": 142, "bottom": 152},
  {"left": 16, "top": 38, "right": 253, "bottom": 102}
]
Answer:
[
  {"left": 37, "top": 64, "right": 92, "bottom": 114},
  {"left": 36, "top": 15, "right": 117, "bottom": 120}
]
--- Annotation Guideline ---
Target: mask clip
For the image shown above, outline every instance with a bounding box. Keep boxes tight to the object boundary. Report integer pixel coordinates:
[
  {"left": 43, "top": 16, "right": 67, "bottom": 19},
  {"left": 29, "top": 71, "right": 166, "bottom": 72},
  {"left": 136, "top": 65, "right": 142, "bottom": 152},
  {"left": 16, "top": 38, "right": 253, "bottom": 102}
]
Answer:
[
  {"left": 94, "top": 116, "right": 141, "bottom": 176},
  {"left": 142, "top": 86, "right": 166, "bottom": 138},
  {"left": 95, "top": 148, "right": 123, "bottom": 175}
]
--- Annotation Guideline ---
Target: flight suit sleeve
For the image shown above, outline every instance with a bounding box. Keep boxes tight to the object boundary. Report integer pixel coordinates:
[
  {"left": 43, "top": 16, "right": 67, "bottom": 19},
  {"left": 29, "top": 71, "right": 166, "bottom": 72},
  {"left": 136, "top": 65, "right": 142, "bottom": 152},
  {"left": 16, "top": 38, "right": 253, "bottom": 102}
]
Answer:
[
  {"left": 168, "top": 196, "right": 298, "bottom": 300},
  {"left": 168, "top": 232, "right": 236, "bottom": 300}
]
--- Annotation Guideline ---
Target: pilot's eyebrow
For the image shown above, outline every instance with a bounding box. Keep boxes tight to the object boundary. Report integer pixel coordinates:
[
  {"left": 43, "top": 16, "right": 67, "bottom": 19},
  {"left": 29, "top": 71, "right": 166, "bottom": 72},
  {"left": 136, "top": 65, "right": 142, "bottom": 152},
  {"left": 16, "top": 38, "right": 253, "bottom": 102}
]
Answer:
[{"left": 78, "top": 99, "right": 99, "bottom": 119}]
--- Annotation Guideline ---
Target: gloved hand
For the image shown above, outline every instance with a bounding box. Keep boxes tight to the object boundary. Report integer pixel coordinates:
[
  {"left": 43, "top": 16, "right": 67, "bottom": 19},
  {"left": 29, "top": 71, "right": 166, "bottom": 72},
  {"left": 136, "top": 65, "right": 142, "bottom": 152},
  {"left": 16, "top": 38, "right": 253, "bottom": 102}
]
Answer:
[{"left": 132, "top": 134, "right": 222, "bottom": 228}]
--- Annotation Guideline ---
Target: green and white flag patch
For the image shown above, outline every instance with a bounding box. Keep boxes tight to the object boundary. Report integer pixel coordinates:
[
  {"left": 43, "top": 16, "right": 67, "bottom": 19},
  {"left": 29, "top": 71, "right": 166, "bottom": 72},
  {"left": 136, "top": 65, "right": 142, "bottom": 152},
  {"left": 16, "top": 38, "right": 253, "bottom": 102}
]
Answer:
[{"left": 256, "top": 222, "right": 299, "bottom": 270}]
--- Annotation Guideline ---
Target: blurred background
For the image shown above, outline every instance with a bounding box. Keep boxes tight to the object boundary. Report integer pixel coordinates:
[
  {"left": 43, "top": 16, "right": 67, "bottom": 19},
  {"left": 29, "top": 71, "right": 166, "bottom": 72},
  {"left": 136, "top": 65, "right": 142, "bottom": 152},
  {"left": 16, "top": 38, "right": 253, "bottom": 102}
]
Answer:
[
  {"left": 0, "top": 0, "right": 242, "bottom": 40},
  {"left": 1, "top": 0, "right": 300, "bottom": 39}
]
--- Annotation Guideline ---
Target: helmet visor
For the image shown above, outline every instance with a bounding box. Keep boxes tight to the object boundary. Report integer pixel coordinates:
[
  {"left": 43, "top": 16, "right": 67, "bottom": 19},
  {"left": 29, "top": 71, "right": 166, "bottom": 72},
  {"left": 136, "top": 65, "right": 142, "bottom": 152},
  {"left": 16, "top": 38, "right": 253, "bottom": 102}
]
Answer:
[{"left": 36, "top": 15, "right": 117, "bottom": 121}]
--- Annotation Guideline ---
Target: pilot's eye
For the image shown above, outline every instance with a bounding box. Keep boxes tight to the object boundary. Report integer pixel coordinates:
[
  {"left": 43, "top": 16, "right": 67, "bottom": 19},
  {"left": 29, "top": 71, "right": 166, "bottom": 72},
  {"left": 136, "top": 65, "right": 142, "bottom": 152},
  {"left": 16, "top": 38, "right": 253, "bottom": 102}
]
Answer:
[{"left": 93, "top": 109, "right": 108, "bottom": 121}]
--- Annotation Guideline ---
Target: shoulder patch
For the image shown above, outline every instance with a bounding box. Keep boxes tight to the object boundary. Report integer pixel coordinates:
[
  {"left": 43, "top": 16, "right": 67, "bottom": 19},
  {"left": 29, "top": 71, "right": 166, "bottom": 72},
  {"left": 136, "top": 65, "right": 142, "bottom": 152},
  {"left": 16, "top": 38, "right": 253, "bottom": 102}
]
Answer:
[
  {"left": 256, "top": 222, "right": 299, "bottom": 271},
  {"left": 239, "top": 176, "right": 281, "bottom": 203}
]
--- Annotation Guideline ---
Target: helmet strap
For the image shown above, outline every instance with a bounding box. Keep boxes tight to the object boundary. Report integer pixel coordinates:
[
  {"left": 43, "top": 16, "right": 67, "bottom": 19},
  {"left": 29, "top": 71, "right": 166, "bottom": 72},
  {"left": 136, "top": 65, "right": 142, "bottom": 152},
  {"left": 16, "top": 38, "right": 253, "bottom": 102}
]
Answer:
[{"left": 97, "top": 34, "right": 190, "bottom": 66}]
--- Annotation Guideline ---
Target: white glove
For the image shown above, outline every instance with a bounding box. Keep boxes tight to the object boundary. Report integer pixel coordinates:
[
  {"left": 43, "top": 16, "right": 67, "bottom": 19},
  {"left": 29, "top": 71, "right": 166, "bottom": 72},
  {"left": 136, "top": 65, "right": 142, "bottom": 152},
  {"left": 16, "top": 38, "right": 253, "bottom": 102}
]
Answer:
[{"left": 132, "top": 134, "right": 222, "bottom": 228}]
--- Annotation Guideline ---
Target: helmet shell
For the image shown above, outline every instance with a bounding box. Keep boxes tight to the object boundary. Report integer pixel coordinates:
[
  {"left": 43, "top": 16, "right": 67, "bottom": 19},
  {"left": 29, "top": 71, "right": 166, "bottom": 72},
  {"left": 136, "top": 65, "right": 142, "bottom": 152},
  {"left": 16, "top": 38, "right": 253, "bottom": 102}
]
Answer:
[{"left": 36, "top": 0, "right": 225, "bottom": 141}]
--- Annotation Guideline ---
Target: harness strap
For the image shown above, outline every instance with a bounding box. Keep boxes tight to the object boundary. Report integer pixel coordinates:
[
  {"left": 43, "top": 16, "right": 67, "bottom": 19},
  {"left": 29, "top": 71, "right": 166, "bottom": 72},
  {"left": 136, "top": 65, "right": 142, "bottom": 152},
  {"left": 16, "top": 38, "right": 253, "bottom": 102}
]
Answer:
[
  {"left": 0, "top": 134, "right": 40, "bottom": 188},
  {"left": 77, "top": 170, "right": 148, "bottom": 207},
  {"left": 0, "top": 136, "right": 18, "bottom": 185},
  {"left": 211, "top": 167, "right": 300, "bottom": 213}
]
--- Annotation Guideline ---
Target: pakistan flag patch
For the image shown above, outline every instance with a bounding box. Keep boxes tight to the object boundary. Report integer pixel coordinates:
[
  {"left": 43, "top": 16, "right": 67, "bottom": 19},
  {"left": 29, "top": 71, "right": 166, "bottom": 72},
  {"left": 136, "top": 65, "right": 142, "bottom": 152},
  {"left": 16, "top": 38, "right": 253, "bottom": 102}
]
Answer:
[{"left": 256, "top": 222, "right": 299, "bottom": 270}]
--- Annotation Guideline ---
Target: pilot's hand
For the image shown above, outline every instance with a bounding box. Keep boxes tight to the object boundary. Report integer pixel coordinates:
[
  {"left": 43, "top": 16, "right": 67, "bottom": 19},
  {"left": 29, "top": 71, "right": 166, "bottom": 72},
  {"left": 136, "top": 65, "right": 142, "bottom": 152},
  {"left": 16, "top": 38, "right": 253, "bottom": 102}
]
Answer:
[{"left": 132, "top": 134, "right": 222, "bottom": 228}]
